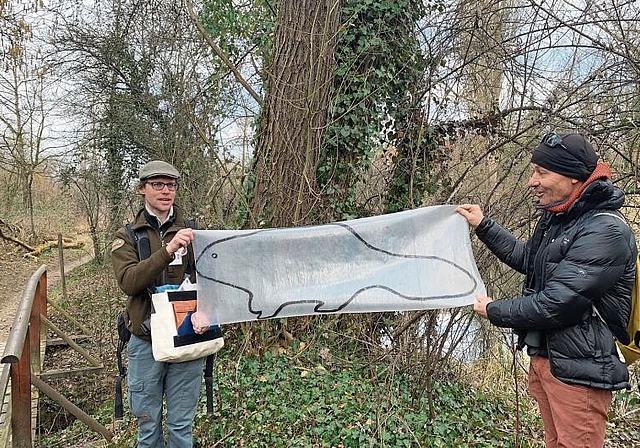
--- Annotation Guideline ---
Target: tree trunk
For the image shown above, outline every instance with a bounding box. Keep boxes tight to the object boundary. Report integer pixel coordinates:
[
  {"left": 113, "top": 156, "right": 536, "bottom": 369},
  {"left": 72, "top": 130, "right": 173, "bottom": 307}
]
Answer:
[
  {"left": 27, "top": 175, "right": 35, "bottom": 242},
  {"left": 250, "top": 0, "right": 341, "bottom": 228}
]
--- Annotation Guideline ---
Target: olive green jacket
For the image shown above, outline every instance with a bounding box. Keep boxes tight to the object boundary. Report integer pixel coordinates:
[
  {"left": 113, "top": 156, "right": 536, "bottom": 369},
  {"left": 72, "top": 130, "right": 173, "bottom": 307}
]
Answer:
[{"left": 111, "top": 206, "right": 196, "bottom": 340}]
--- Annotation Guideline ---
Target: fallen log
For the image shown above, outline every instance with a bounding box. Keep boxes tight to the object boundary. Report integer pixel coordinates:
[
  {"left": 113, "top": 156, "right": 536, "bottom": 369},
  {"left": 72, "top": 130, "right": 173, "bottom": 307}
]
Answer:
[{"left": 24, "top": 240, "right": 85, "bottom": 258}]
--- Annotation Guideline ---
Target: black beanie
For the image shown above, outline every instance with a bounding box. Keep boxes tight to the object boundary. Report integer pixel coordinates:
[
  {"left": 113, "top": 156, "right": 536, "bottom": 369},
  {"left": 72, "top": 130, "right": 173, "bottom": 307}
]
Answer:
[{"left": 531, "top": 133, "right": 598, "bottom": 181}]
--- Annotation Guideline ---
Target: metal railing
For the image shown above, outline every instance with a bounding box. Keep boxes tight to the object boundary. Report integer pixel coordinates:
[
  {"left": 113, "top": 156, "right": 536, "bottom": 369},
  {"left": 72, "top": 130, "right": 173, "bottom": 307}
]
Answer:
[{"left": 0, "top": 265, "right": 113, "bottom": 447}]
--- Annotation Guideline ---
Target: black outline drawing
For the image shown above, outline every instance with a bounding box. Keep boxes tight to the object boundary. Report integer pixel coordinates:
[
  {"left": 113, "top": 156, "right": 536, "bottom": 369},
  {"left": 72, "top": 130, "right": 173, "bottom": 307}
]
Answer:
[{"left": 195, "top": 223, "right": 478, "bottom": 320}]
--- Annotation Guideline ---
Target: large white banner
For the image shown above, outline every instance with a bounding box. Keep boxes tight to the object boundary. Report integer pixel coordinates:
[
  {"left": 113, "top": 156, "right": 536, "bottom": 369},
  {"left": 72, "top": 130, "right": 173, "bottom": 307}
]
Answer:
[{"left": 193, "top": 205, "right": 485, "bottom": 325}]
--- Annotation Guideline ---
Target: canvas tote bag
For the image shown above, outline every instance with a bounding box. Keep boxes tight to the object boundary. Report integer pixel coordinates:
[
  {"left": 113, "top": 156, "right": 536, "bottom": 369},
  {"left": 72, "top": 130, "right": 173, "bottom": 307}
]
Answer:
[{"left": 150, "top": 289, "right": 224, "bottom": 362}]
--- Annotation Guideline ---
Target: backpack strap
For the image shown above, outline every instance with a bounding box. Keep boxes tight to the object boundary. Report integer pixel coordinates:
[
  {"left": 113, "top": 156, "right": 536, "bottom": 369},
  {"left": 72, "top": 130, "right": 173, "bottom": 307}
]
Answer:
[
  {"left": 114, "top": 338, "right": 126, "bottom": 420},
  {"left": 124, "top": 222, "right": 152, "bottom": 266},
  {"left": 125, "top": 223, "right": 154, "bottom": 294},
  {"left": 204, "top": 354, "right": 215, "bottom": 414}
]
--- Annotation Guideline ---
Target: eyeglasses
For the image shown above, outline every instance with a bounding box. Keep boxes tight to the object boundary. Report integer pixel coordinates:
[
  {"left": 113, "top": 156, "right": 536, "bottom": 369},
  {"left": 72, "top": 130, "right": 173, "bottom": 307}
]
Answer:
[
  {"left": 541, "top": 133, "right": 568, "bottom": 150},
  {"left": 147, "top": 181, "right": 178, "bottom": 191}
]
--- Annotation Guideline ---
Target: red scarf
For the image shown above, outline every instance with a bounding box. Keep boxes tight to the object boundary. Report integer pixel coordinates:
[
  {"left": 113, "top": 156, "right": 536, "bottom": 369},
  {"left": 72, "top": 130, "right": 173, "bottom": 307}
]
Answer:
[{"left": 544, "top": 162, "right": 611, "bottom": 213}]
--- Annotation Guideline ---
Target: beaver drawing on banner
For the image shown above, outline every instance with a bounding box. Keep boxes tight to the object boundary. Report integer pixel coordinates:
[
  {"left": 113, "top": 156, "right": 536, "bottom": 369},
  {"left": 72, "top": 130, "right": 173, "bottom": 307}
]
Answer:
[{"left": 192, "top": 206, "right": 485, "bottom": 325}]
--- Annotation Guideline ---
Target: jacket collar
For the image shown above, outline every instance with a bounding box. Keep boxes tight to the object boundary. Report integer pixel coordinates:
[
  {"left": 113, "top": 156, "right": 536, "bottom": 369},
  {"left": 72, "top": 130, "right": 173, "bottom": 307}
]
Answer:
[{"left": 132, "top": 205, "right": 182, "bottom": 232}]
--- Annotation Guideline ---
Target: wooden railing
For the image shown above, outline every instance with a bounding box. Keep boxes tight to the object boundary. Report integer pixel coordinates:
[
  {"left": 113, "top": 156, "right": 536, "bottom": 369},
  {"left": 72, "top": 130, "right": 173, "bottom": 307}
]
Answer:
[{"left": 0, "top": 265, "right": 113, "bottom": 447}]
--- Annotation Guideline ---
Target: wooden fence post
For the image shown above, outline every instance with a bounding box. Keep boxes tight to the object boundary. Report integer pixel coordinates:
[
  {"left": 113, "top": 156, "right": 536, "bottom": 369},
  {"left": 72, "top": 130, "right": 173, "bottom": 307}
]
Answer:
[
  {"left": 10, "top": 329, "right": 31, "bottom": 448},
  {"left": 57, "top": 234, "right": 67, "bottom": 302}
]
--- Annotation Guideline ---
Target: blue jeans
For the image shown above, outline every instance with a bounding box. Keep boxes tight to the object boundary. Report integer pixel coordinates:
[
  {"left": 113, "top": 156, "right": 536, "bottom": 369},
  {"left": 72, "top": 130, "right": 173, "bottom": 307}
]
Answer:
[{"left": 128, "top": 335, "right": 203, "bottom": 448}]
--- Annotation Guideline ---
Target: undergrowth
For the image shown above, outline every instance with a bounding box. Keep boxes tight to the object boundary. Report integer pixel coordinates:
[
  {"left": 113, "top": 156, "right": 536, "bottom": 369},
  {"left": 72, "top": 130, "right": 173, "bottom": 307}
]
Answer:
[
  {"left": 41, "top": 334, "right": 545, "bottom": 447},
  {"left": 35, "top": 260, "right": 637, "bottom": 447}
]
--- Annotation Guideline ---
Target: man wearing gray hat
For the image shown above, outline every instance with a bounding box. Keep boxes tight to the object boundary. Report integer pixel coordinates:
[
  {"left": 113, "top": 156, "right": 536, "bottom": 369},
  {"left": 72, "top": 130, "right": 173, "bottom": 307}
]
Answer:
[
  {"left": 111, "top": 160, "right": 202, "bottom": 447},
  {"left": 457, "top": 133, "right": 637, "bottom": 447}
]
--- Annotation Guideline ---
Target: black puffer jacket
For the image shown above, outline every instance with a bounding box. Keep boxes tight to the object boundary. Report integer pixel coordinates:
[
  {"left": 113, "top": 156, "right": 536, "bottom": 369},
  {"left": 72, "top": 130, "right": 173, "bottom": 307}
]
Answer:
[{"left": 476, "top": 179, "right": 637, "bottom": 390}]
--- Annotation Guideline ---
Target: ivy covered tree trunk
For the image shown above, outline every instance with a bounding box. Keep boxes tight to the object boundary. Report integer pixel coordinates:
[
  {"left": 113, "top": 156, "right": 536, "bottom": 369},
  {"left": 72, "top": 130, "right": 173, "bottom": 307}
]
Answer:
[
  {"left": 250, "top": 0, "right": 341, "bottom": 228},
  {"left": 319, "top": 0, "right": 427, "bottom": 220}
]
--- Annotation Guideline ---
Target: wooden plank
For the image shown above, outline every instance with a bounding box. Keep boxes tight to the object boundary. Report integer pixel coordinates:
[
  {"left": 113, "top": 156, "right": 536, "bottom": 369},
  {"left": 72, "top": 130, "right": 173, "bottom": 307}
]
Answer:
[
  {"left": 39, "top": 367, "right": 103, "bottom": 381},
  {"left": 33, "top": 331, "right": 46, "bottom": 442},
  {"left": 0, "top": 338, "right": 43, "bottom": 447},
  {"left": 46, "top": 335, "right": 90, "bottom": 347},
  {"left": 0, "top": 403, "right": 10, "bottom": 448},
  {"left": 0, "top": 343, "right": 10, "bottom": 448}
]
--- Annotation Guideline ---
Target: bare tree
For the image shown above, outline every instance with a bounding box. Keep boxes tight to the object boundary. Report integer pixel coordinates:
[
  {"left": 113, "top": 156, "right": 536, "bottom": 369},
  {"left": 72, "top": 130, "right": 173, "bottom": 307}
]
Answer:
[
  {"left": 0, "top": 13, "right": 62, "bottom": 241},
  {"left": 59, "top": 139, "right": 106, "bottom": 262},
  {"left": 51, "top": 0, "right": 235, "bottom": 252}
]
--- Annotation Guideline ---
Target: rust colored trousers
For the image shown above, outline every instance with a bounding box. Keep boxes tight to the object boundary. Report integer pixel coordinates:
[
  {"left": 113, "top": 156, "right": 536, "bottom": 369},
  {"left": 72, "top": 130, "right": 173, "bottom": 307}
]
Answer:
[{"left": 528, "top": 356, "right": 612, "bottom": 448}]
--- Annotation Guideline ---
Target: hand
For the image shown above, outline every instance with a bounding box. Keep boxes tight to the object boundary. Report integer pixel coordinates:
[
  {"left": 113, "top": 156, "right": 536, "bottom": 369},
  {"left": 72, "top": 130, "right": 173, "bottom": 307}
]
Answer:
[
  {"left": 166, "top": 228, "right": 194, "bottom": 255},
  {"left": 473, "top": 294, "right": 493, "bottom": 319},
  {"left": 191, "top": 311, "right": 210, "bottom": 334},
  {"left": 456, "top": 204, "right": 484, "bottom": 228}
]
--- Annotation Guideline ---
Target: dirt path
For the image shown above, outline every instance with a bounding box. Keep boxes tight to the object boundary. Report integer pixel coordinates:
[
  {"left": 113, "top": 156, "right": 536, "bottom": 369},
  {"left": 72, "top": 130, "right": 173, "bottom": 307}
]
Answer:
[{"left": 0, "top": 242, "right": 93, "bottom": 344}]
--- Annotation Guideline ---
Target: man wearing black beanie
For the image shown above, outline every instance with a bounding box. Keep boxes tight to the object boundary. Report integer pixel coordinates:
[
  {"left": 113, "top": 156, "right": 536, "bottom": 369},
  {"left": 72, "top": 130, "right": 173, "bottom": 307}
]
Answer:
[{"left": 457, "top": 133, "right": 637, "bottom": 448}]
